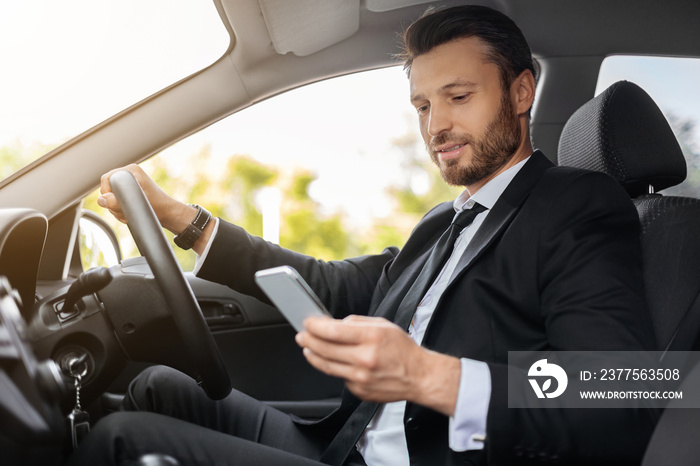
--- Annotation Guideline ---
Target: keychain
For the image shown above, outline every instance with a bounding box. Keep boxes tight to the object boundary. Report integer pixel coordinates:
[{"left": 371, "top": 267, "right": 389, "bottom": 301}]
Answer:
[{"left": 66, "top": 355, "right": 90, "bottom": 450}]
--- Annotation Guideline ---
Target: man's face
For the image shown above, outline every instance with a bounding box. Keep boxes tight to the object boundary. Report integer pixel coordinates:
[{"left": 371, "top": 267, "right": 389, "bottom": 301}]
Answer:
[{"left": 409, "top": 37, "right": 522, "bottom": 189}]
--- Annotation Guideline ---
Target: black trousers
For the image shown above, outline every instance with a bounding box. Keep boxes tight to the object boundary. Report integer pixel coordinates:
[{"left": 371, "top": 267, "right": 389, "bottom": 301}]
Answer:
[{"left": 68, "top": 366, "right": 365, "bottom": 466}]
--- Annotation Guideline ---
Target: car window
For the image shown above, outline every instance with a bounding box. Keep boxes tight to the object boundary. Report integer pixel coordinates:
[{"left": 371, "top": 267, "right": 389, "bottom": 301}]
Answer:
[
  {"left": 83, "top": 67, "right": 463, "bottom": 271},
  {"left": 596, "top": 56, "right": 700, "bottom": 197},
  {"left": 0, "top": 1, "right": 228, "bottom": 182}
]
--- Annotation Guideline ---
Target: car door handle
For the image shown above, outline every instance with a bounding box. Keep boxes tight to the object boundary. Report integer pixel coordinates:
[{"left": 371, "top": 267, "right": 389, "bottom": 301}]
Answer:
[{"left": 199, "top": 301, "right": 246, "bottom": 330}]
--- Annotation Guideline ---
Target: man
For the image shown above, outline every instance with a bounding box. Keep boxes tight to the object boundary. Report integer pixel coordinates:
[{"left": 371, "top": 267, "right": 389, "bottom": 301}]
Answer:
[{"left": 72, "top": 5, "right": 656, "bottom": 465}]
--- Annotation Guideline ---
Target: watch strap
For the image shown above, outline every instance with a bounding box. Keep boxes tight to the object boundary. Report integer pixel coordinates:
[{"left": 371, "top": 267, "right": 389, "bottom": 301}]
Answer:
[{"left": 174, "top": 205, "right": 212, "bottom": 250}]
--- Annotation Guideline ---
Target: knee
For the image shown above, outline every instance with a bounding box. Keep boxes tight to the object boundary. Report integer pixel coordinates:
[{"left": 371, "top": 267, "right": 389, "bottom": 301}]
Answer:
[
  {"left": 132, "top": 365, "right": 188, "bottom": 392},
  {"left": 121, "top": 365, "right": 194, "bottom": 412}
]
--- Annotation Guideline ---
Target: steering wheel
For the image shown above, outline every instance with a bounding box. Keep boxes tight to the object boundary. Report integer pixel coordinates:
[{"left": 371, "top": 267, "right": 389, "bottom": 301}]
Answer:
[{"left": 109, "top": 170, "right": 231, "bottom": 400}]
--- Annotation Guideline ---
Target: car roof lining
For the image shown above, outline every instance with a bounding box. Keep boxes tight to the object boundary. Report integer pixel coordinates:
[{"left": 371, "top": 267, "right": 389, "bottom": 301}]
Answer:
[
  {"left": 221, "top": 0, "right": 700, "bottom": 98},
  {"left": 256, "top": 0, "right": 448, "bottom": 57}
]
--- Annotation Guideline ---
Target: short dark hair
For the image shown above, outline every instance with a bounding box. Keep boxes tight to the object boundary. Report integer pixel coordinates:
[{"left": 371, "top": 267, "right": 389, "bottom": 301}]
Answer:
[{"left": 400, "top": 5, "right": 537, "bottom": 91}]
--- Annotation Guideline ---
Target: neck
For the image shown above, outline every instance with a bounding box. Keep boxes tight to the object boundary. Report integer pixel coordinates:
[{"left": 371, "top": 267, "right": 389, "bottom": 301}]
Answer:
[{"left": 465, "top": 142, "right": 533, "bottom": 196}]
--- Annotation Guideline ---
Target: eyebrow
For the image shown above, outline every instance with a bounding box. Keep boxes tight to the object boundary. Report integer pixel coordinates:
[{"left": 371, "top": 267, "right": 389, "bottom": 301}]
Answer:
[{"left": 411, "top": 79, "right": 479, "bottom": 103}]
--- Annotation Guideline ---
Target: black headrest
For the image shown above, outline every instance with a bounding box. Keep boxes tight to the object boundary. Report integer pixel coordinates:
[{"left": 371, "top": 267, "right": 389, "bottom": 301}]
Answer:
[{"left": 558, "top": 81, "right": 686, "bottom": 197}]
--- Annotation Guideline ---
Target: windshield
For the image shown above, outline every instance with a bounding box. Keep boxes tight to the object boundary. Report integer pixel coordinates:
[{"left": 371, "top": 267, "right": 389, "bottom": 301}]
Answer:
[{"left": 0, "top": 0, "right": 229, "bottom": 181}]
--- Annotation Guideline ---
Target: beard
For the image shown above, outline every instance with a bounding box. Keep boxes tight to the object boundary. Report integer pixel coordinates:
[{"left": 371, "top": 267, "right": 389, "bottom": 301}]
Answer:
[{"left": 429, "top": 92, "right": 522, "bottom": 187}]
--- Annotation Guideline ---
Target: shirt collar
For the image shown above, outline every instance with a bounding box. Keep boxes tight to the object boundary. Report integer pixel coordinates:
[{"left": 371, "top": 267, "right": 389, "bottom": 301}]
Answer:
[{"left": 453, "top": 155, "right": 531, "bottom": 212}]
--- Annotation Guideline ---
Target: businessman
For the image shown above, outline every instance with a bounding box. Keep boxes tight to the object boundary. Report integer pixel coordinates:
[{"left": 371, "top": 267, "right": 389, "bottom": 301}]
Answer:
[{"left": 73, "top": 5, "right": 656, "bottom": 465}]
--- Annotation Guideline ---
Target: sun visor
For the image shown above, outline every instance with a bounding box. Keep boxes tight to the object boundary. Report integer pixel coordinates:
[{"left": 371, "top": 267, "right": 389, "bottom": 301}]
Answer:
[{"left": 258, "top": 0, "right": 360, "bottom": 56}]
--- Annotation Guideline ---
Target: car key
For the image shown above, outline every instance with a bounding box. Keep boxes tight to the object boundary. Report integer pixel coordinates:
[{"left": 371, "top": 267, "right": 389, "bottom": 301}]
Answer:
[{"left": 66, "top": 357, "right": 90, "bottom": 450}]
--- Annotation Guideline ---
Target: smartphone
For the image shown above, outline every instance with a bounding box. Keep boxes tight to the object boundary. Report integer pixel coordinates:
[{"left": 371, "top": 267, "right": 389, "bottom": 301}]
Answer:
[{"left": 254, "top": 266, "right": 332, "bottom": 332}]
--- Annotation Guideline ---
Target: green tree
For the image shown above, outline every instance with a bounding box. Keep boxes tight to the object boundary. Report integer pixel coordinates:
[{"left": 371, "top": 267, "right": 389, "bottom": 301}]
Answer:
[
  {"left": 221, "top": 155, "right": 278, "bottom": 237},
  {"left": 278, "top": 169, "right": 351, "bottom": 260},
  {"left": 84, "top": 150, "right": 352, "bottom": 267}
]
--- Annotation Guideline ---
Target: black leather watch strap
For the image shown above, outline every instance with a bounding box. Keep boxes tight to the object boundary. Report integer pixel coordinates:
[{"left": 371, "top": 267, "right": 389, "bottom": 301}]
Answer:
[{"left": 174, "top": 204, "right": 212, "bottom": 250}]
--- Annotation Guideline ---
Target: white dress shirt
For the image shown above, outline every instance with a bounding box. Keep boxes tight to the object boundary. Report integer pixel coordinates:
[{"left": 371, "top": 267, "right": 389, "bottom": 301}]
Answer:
[{"left": 195, "top": 156, "right": 530, "bottom": 465}]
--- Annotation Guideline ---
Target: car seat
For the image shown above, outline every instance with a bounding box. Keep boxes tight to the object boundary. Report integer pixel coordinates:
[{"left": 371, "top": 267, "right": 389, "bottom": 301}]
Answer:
[
  {"left": 558, "top": 80, "right": 700, "bottom": 355},
  {"left": 557, "top": 80, "right": 700, "bottom": 466}
]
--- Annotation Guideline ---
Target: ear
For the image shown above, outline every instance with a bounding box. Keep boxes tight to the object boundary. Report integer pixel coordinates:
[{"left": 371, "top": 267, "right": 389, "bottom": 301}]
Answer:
[{"left": 512, "top": 69, "right": 536, "bottom": 116}]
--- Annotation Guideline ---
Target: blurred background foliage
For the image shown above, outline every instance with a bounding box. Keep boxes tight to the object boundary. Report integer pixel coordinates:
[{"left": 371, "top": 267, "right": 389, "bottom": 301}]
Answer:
[{"left": 81, "top": 132, "right": 462, "bottom": 270}]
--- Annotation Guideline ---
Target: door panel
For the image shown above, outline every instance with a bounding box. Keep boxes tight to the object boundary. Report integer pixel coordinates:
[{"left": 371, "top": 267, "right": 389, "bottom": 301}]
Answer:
[
  {"left": 187, "top": 274, "right": 344, "bottom": 402},
  {"left": 103, "top": 273, "right": 343, "bottom": 418}
]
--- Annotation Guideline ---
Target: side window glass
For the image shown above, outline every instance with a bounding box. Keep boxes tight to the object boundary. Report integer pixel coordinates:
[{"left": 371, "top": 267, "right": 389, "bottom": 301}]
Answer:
[
  {"left": 82, "top": 67, "right": 462, "bottom": 270},
  {"left": 596, "top": 56, "right": 700, "bottom": 197},
  {"left": 78, "top": 211, "right": 121, "bottom": 270}
]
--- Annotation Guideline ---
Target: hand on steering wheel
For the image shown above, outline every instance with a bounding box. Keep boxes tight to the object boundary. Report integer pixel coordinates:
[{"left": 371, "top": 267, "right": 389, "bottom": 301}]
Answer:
[{"left": 109, "top": 170, "right": 231, "bottom": 400}]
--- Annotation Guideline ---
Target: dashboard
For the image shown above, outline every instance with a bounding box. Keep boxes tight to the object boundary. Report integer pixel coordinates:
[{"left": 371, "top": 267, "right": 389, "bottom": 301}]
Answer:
[{"left": 0, "top": 209, "right": 48, "bottom": 319}]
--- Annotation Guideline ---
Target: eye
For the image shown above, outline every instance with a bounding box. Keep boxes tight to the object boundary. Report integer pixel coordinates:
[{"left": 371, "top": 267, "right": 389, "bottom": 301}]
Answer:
[
  {"left": 452, "top": 94, "right": 470, "bottom": 102},
  {"left": 415, "top": 104, "right": 429, "bottom": 115}
]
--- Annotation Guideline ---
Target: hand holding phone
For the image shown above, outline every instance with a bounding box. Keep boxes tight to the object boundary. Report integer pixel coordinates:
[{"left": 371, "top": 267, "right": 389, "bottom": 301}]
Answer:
[{"left": 254, "top": 266, "right": 332, "bottom": 332}]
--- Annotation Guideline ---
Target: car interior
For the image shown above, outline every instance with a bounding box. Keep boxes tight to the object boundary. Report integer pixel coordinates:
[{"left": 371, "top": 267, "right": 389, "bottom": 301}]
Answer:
[{"left": 1, "top": 0, "right": 699, "bottom": 464}]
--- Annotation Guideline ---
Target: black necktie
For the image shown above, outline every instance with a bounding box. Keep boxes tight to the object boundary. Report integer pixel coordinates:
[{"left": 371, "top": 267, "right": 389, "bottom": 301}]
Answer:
[
  {"left": 393, "top": 202, "right": 486, "bottom": 330},
  {"left": 320, "top": 203, "right": 486, "bottom": 466}
]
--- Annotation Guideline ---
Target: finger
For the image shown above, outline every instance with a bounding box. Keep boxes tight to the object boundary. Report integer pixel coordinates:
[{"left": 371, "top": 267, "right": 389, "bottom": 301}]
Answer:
[
  {"left": 298, "top": 326, "right": 395, "bottom": 378},
  {"left": 100, "top": 164, "right": 145, "bottom": 195},
  {"left": 97, "top": 193, "right": 127, "bottom": 223},
  {"left": 297, "top": 331, "right": 359, "bottom": 366},
  {"left": 342, "top": 315, "right": 393, "bottom": 327},
  {"left": 122, "top": 163, "right": 147, "bottom": 183},
  {"left": 100, "top": 169, "right": 117, "bottom": 195},
  {"left": 302, "top": 347, "right": 369, "bottom": 383},
  {"left": 302, "top": 316, "right": 370, "bottom": 344},
  {"left": 98, "top": 193, "right": 121, "bottom": 211}
]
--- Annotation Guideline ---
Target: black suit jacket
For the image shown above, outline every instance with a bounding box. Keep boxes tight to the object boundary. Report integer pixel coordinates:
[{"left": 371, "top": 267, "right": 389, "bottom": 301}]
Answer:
[{"left": 198, "top": 152, "right": 657, "bottom": 465}]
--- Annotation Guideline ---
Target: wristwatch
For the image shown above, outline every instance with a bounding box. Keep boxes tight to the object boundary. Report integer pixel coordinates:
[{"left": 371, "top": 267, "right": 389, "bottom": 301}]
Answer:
[{"left": 173, "top": 204, "right": 212, "bottom": 250}]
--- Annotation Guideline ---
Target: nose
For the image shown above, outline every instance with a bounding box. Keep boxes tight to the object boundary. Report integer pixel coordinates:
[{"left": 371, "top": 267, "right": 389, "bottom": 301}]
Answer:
[{"left": 427, "top": 103, "right": 451, "bottom": 137}]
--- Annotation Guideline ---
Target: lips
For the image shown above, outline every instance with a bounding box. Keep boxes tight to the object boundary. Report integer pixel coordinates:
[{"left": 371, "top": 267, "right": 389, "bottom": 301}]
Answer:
[
  {"left": 438, "top": 144, "right": 466, "bottom": 152},
  {"left": 433, "top": 142, "right": 467, "bottom": 161}
]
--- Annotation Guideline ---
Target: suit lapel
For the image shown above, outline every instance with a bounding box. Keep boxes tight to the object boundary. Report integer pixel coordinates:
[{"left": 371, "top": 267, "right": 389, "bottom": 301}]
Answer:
[
  {"left": 370, "top": 205, "right": 454, "bottom": 320},
  {"left": 446, "top": 151, "right": 554, "bottom": 288}
]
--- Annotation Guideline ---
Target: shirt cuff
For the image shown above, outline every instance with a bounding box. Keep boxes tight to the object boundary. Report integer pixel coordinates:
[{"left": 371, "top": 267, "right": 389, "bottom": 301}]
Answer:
[
  {"left": 449, "top": 358, "right": 491, "bottom": 451},
  {"left": 193, "top": 217, "right": 220, "bottom": 276}
]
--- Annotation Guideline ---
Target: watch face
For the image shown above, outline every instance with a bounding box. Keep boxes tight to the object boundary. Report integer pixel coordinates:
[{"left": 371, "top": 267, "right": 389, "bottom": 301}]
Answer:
[{"left": 175, "top": 226, "right": 200, "bottom": 250}]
